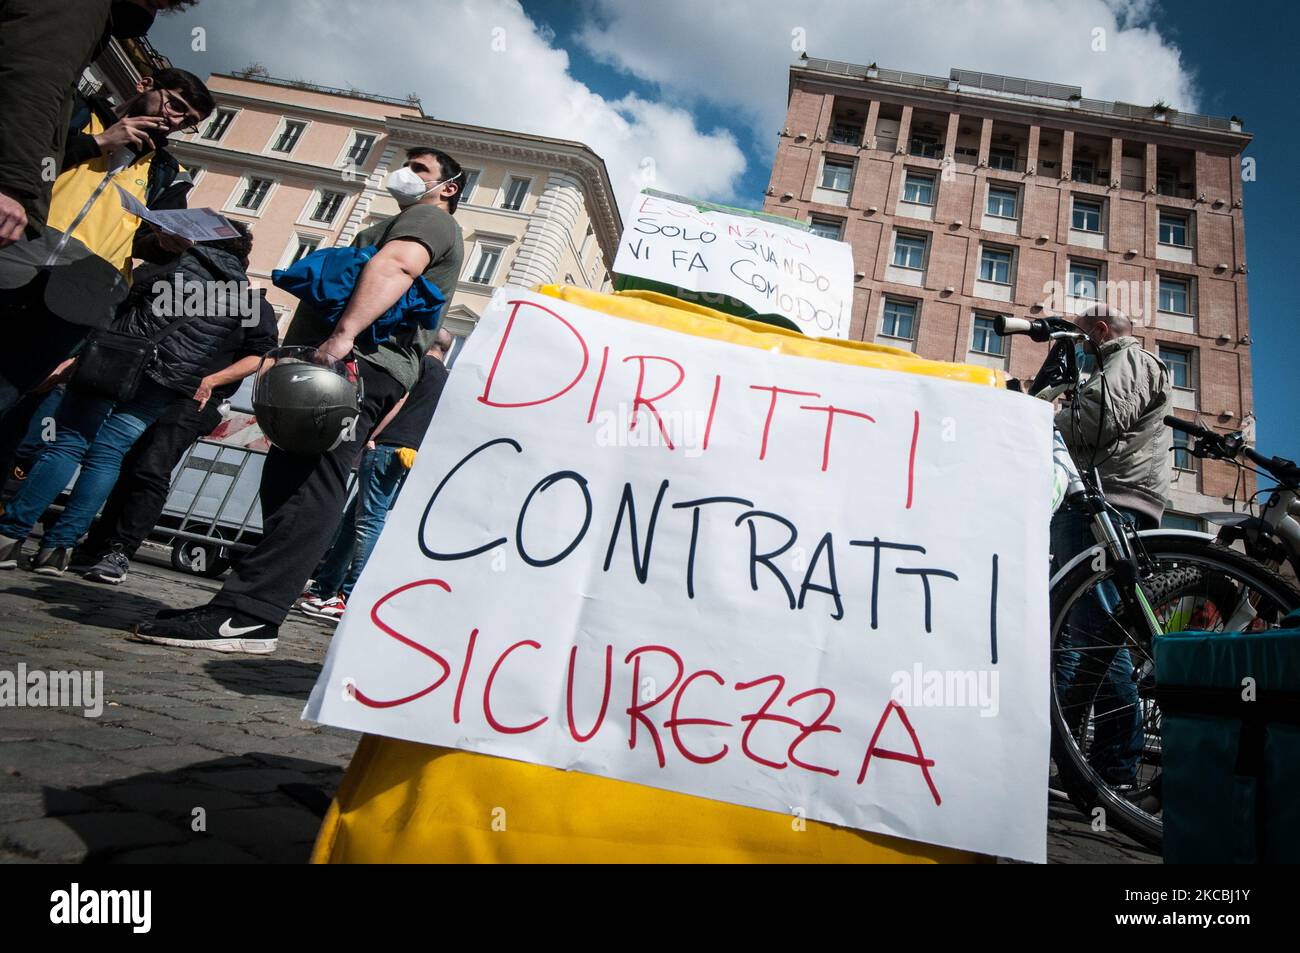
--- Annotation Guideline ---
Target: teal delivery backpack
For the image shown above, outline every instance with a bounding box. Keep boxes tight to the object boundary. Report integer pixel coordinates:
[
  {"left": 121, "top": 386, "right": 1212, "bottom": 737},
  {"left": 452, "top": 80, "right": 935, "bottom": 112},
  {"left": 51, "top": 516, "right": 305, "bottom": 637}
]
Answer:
[{"left": 1156, "top": 619, "right": 1300, "bottom": 863}]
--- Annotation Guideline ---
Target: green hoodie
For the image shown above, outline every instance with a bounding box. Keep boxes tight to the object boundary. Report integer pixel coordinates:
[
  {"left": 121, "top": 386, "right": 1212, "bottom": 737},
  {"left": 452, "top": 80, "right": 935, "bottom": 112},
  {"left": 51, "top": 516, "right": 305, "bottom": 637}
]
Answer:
[{"left": 0, "top": 0, "right": 114, "bottom": 233}]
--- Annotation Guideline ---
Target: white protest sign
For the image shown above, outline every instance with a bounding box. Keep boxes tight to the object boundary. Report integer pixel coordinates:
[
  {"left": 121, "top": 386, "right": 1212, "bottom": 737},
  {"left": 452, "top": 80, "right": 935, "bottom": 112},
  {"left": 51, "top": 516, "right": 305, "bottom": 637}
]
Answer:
[
  {"left": 305, "top": 286, "right": 1054, "bottom": 862},
  {"left": 613, "top": 190, "right": 855, "bottom": 339}
]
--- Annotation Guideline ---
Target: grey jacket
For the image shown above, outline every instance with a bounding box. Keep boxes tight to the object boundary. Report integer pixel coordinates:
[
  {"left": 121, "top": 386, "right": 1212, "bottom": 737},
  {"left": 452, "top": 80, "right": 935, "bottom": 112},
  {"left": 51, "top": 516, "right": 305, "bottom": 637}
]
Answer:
[{"left": 1055, "top": 336, "right": 1172, "bottom": 523}]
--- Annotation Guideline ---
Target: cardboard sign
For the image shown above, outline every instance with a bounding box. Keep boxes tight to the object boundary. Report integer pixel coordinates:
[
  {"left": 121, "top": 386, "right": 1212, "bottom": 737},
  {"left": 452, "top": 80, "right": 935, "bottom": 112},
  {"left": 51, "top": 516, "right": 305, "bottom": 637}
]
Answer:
[
  {"left": 613, "top": 191, "right": 855, "bottom": 338},
  {"left": 305, "top": 287, "right": 1054, "bottom": 862}
]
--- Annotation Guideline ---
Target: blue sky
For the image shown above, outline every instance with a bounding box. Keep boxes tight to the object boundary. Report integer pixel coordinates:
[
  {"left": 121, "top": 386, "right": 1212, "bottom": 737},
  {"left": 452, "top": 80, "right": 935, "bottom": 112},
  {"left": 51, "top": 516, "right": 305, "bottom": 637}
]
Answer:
[{"left": 151, "top": 0, "right": 1298, "bottom": 461}]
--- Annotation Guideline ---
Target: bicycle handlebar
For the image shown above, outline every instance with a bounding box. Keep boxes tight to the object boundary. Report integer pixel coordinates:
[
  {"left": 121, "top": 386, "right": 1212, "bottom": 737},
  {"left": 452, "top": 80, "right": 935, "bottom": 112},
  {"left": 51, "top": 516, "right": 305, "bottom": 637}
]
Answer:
[
  {"left": 1165, "top": 415, "right": 1300, "bottom": 487},
  {"left": 1163, "top": 415, "right": 1212, "bottom": 440}
]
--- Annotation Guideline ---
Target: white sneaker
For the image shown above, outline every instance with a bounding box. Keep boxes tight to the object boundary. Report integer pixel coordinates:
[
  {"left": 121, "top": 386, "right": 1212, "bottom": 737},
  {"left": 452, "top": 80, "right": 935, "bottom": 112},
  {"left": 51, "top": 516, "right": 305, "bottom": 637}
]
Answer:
[{"left": 300, "top": 596, "right": 346, "bottom": 621}]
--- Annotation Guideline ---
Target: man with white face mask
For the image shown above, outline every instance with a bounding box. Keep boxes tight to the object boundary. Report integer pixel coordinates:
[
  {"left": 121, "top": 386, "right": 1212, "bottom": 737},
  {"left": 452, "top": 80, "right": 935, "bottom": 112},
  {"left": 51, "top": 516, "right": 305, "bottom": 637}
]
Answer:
[{"left": 133, "top": 147, "right": 465, "bottom": 655}]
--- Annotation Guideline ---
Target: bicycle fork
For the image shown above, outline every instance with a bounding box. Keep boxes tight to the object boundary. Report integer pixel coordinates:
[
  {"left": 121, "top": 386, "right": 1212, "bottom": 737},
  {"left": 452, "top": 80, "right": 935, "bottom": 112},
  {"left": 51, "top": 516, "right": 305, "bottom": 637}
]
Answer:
[{"left": 1091, "top": 509, "right": 1164, "bottom": 645}]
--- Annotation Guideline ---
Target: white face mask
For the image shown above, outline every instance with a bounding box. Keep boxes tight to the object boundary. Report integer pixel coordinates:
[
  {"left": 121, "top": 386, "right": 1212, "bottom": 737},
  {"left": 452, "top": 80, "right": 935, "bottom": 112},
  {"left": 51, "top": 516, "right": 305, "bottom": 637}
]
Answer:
[{"left": 385, "top": 166, "right": 460, "bottom": 207}]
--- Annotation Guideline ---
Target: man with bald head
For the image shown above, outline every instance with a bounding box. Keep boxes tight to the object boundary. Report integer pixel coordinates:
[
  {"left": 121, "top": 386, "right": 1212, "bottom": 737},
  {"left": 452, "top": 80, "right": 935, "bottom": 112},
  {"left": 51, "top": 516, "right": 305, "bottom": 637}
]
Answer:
[
  {"left": 1052, "top": 303, "right": 1172, "bottom": 789},
  {"left": 1056, "top": 303, "right": 1172, "bottom": 522},
  {"left": 297, "top": 328, "right": 456, "bottom": 621}
]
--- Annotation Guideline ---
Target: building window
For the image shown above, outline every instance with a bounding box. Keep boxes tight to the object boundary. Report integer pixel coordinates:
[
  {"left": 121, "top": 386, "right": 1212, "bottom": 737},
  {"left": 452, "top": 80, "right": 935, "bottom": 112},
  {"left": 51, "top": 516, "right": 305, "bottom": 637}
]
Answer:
[
  {"left": 1068, "top": 260, "right": 1101, "bottom": 300},
  {"left": 1159, "top": 346, "right": 1193, "bottom": 390},
  {"left": 500, "top": 176, "right": 531, "bottom": 211},
  {"left": 971, "top": 315, "right": 1008, "bottom": 356},
  {"left": 820, "top": 158, "right": 854, "bottom": 192},
  {"left": 202, "top": 108, "right": 236, "bottom": 142},
  {"left": 1162, "top": 512, "right": 1203, "bottom": 532},
  {"left": 979, "top": 246, "right": 1012, "bottom": 284},
  {"left": 808, "top": 216, "right": 843, "bottom": 240},
  {"left": 309, "top": 190, "right": 346, "bottom": 225},
  {"left": 467, "top": 244, "right": 504, "bottom": 284},
  {"left": 1171, "top": 429, "right": 1195, "bottom": 471},
  {"left": 459, "top": 168, "right": 480, "bottom": 204},
  {"left": 346, "top": 133, "right": 376, "bottom": 166},
  {"left": 272, "top": 119, "right": 307, "bottom": 153},
  {"left": 908, "top": 135, "right": 941, "bottom": 159},
  {"left": 1159, "top": 276, "right": 1191, "bottom": 314},
  {"left": 1159, "top": 211, "right": 1190, "bottom": 247},
  {"left": 892, "top": 233, "right": 927, "bottom": 270},
  {"left": 235, "top": 177, "right": 272, "bottom": 211},
  {"left": 988, "top": 147, "right": 1017, "bottom": 171},
  {"left": 829, "top": 119, "right": 863, "bottom": 145},
  {"left": 1071, "top": 158, "right": 1095, "bottom": 184},
  {"left": 986, "top": 187, "right": 1018, "bottom": 219},
  {"left": 881, "top": 298, "right": 918, "bottom": 340},
  {"left": 289, "top": 235, "right": 321, "bottom": 265},
  {"left": 1072, "top": 198, "right": 1103, "bottom": 232},
  {"left": 902, "top": 171, "right": 935, "bottom": 205}
]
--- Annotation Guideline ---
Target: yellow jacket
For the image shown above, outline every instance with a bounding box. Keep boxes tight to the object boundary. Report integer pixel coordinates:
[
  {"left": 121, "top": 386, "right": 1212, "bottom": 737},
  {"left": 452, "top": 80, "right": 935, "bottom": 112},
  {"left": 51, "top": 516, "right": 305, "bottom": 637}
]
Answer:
[{"left": 47, "top": 111, "right": 153, "bottom": 279}]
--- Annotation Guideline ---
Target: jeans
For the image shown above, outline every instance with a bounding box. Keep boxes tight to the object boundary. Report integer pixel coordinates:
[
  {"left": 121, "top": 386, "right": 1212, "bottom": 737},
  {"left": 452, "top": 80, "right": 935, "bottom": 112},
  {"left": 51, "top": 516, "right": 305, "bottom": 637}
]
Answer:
[
  {"left": 83, "top": 395, "right": 223, "bottom": 558},
  {"left": 209, "top": 361, "right": 406, "bottom": 626},
  {"left": 0, "top": 387, "right": 65, "bottom": 504},
  {"left": 1050, "top": 501, "right": 1155, "bottom": 785},
  {"left": 0, "top": 378, "right": 176, "bottom": 548},
  {"left": 311, "top": 444, "right": 409, "bottom": 601}
]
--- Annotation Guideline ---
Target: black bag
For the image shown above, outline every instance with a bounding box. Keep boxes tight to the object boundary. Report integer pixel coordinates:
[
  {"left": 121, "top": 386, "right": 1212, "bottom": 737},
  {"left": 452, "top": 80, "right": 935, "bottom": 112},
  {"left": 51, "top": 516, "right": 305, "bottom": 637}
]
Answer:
[
  {"left": 67, "top": 329, "right": 159, "bottom": 402},
  {"left": 68, "top": 290, "right": 195, "bottom": 403}
]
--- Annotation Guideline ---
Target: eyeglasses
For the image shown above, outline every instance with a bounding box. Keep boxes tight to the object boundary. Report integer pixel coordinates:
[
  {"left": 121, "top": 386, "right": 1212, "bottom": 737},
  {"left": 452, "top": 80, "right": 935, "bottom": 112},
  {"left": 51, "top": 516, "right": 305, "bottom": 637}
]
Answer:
[{"left": 158, "top": 88, "right": 203, "bottom": 134}]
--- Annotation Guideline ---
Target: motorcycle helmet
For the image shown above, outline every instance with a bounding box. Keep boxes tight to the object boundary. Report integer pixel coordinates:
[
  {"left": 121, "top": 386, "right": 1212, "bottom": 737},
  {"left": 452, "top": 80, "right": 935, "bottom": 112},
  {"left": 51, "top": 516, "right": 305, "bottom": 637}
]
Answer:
[{"left": 252, "top": 346, "right": 362, "bottom": 455}]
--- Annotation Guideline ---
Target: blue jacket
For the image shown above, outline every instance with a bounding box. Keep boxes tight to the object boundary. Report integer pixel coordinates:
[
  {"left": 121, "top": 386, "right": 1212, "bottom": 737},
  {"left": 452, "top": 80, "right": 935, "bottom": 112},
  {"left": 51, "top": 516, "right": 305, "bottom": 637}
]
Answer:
[{"left": 272, "top": 244, "right": 446, "bottom": 348}]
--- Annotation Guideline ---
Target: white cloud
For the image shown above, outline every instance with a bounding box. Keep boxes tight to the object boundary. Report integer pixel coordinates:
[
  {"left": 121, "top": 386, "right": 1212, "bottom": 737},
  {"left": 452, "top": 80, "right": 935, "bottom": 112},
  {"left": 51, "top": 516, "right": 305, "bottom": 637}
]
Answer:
[
  {"left": 576, "top": 0, "right": 1201, "bottom": 145},
  {"left": 149, "top": 0, "right": 1199, "bottom": 215},
  {"left": 151, "top": 0, "right": 747, "bottom": 216}
]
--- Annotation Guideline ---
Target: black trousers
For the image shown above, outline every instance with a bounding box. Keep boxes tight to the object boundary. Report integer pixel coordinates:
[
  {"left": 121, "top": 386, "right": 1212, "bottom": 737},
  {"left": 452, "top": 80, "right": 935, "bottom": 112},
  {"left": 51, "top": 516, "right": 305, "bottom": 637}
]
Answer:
[
  {"left": 82, "top": 395, "right": 223, "bottom": 559},
  {"left": 209, "top": 362, "right": 405, "bottom": 626}
]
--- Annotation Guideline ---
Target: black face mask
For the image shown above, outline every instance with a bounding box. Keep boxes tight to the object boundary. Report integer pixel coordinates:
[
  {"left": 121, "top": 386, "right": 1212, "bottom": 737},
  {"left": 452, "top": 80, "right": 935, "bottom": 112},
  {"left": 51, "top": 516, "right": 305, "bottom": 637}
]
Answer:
[{"left": 109, "top": 2, "right": 158, "bottom": 39}]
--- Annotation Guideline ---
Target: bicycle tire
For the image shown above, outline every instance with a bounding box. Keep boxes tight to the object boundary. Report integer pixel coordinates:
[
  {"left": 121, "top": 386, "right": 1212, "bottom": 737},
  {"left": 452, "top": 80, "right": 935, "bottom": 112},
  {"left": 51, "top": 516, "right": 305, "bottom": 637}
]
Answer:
[{"left": 1049, "top": 535, "right": 1300, "bottom": 849}]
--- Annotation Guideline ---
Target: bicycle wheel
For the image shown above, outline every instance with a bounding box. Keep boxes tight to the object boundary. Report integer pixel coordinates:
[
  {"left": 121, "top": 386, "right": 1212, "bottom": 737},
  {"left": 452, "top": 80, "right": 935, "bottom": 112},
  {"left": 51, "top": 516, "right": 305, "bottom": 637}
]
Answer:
[{"left": 1049, "top": 535, "right": 1300, "bottom": 849}]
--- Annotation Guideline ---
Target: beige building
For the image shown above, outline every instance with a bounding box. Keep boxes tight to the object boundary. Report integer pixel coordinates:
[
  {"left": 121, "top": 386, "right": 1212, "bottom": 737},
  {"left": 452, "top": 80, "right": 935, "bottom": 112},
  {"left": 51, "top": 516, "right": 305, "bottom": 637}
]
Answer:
[
  {"left": 765, "top": 59, "right": 1255, "bottom": 524},
  {"left": 168, "top": 73, "right": 621, "bottom": 357}
]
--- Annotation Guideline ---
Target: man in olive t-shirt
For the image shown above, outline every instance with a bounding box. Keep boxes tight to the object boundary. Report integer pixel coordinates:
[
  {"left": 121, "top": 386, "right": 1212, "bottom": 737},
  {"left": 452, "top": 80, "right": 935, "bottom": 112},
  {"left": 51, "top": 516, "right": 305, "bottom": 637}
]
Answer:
[
  {"left": 134, "top": 147, "right": 466, "bottom": 654},
  {"left": 282, "top": 202, "right": 462, "bottom": 391}
]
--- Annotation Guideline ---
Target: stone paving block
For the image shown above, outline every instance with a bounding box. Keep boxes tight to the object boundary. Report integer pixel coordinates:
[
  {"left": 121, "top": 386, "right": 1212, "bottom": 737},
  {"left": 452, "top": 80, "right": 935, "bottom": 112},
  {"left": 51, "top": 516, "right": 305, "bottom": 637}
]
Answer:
[
  {"left": 101, "top": 782, "right": 265, "bottom": 824},
  {"left": 203, "top": 806, "right": 323, "bottom": 862},
  {"left": 110, "top": 743, "right": 239, "bottom": 773},
  {"left": 2, "top": 810, "right": 188, "bottom": 862}
]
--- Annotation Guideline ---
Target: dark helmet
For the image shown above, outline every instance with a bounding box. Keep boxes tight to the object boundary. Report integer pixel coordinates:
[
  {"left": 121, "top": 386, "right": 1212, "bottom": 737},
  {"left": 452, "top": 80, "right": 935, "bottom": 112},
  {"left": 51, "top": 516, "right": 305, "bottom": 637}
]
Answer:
[{"left": 252, "top": 347, "right": 361, "bottom": 455}]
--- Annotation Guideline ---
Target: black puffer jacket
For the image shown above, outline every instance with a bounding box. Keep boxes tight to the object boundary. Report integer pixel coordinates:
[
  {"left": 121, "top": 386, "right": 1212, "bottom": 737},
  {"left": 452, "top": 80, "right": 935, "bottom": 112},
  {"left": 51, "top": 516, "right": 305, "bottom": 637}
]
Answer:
[{"left": 114, "top": 244, "right": 256, "bottom": 396}]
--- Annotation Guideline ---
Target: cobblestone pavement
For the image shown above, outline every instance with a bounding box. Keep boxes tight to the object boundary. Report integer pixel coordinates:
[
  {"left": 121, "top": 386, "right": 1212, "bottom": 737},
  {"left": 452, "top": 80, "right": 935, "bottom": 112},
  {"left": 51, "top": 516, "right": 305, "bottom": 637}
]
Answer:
[{"left": 0, "top": 549, "right": 1159, "bottom": 864}]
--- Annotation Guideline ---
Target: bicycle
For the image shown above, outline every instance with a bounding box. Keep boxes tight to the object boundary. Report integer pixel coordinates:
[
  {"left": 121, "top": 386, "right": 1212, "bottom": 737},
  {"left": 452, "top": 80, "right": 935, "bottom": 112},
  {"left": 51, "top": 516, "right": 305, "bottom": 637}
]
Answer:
[{"left": 996, "top": 314, "right": 1300, "bottom": 849}]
